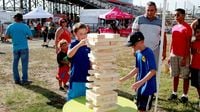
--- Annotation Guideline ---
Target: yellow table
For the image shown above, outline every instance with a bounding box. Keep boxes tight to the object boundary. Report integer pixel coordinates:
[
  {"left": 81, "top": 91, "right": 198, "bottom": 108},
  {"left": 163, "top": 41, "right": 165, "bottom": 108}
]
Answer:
[{"left": 63, "top": 96, "right": 137, "bottom": 112}]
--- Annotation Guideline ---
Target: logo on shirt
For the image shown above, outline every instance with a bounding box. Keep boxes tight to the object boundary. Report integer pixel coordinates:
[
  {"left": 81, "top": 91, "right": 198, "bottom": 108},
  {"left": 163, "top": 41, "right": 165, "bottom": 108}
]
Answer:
[{"left": 142, "top": 56, "right": 146, "bottom": 62}]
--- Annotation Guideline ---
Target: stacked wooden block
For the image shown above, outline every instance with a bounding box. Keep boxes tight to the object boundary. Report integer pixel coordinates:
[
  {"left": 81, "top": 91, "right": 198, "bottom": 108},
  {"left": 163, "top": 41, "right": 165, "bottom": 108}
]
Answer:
[{"left": 86, "top": 33, "right": 124, "bottom": 112}]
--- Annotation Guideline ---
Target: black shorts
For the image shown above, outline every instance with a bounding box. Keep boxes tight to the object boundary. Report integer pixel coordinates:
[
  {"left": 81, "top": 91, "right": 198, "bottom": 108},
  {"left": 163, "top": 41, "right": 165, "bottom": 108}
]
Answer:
[
  {"left": 47, "top": 33, "right": 55, "bottom": 40},
  {"left": 191, "top": 67, "right": 200, "bottom": 88},
  {"left": 136, "top": 94, "right": 154, "bottom": 111}
]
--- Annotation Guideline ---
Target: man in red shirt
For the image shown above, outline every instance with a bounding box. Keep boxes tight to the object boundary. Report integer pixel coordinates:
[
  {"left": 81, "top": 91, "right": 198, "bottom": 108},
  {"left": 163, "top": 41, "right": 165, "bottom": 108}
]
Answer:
[{"left": 168, "top": 8, "right": 192, "bottom": 103}]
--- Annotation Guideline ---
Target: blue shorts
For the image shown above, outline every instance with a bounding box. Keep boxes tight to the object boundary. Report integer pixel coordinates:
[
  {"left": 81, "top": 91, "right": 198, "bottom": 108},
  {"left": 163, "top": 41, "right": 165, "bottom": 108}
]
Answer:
[
  {"left": 136, "top": 94, "right": 154, "bottom": 111},
  {"left": 67, "top": 82, "right": 86, "bottom": 101}
]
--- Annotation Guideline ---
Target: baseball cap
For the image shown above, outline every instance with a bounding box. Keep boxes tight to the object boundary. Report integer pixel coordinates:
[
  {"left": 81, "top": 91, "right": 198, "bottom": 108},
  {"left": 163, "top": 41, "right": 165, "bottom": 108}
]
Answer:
[
  {"left": 126, "top": 31, "right": 144, "bottom": 47},
  {"left": 13, "top": 13, "right": 23, "bottom": 20}
]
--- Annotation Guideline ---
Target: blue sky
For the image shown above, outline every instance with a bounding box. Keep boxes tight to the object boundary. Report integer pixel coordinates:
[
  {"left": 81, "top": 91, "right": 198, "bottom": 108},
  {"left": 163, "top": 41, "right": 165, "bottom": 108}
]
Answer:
[{"left": 133, "top": 0, "right": 200, "bottom": 11}]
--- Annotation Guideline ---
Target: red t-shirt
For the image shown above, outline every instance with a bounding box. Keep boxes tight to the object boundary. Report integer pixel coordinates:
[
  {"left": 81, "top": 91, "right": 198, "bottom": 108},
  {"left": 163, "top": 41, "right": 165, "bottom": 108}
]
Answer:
[
  {"left": 171, "top": 22, "right": 192, "bottom": 57},
  {"left": 191, "top": 40, "right": 200, "bottom": 69}
]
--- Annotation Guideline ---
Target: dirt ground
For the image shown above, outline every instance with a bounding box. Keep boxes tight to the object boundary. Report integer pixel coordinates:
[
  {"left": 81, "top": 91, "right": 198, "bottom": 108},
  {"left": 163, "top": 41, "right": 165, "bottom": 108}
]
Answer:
[{"left": 0, "top": 38, "right": 66, "bottom": 112}]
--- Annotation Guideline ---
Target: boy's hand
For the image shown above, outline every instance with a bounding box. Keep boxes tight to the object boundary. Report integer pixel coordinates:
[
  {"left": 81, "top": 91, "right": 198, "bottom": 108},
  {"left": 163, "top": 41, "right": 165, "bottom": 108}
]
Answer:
[
  {"left": 119, "top": 78, "right": 123, "bottom": 84},
  {"left": 78, "top": 39, "right": 87, "bottom": 47},
  {"left": 131, "top": 81, "right": 142, "bottom": 91}
]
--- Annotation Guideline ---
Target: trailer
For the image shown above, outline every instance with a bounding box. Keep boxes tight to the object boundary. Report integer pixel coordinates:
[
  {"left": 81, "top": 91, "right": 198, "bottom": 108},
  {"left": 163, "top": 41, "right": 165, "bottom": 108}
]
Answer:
[
  {"left": 80, "top": 9, "right": 110, "bottom": 32},
  {"left": 0, "top": 10, "right": 17, "bottom": 42}
]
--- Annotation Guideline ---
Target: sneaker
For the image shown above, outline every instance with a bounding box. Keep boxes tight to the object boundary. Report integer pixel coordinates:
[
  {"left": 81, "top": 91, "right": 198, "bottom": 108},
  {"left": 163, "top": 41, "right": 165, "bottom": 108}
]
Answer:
[
  {"left": 198, "top": 100, "right": 200, "bottom": 108},
  {"left": 21, "top": 81, "right": 32, "bottom": 85},
  {"left": 180, "top": 96, "right": 188, "bottom": 103},
  {"left": 168, "top": 94, "right": 178, "bottom": 100},
  {"left": 14, "top": 80, "right": 21, "bottom": 85},
  {"left": 59, "top": 87, "right": 65, "bottom": 91},
  {"left": 64, "top": 85, "right": 69, "bottom": 90}
]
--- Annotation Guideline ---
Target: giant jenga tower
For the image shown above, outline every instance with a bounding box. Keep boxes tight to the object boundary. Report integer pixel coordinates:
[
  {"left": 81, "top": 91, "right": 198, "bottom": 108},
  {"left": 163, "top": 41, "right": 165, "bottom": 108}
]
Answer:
[{"left": 86, "top": 33, "right": 124, "bottom": 112}]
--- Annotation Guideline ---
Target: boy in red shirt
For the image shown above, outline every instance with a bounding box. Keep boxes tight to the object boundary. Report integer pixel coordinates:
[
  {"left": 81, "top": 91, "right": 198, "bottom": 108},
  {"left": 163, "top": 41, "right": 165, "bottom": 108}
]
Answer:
[
  {"left": 168, "top": 8, "right": 192, "bottom": 103},
  {"left": 191, "top": 25, "right": 200, "bottom": 107}
]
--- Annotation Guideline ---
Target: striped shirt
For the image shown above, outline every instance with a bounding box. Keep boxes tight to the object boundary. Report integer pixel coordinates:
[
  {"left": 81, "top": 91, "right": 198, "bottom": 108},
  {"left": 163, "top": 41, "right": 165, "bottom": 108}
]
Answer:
[{"left": 132, "top": 15, "right": 162, "bottom": 50}]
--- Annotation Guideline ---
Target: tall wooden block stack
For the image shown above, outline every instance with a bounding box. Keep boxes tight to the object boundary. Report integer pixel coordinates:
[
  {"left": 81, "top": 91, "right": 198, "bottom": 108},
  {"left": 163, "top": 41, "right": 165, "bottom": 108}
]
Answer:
[{"left": 86, "top": 33, "right": 124, "bottom": 112}]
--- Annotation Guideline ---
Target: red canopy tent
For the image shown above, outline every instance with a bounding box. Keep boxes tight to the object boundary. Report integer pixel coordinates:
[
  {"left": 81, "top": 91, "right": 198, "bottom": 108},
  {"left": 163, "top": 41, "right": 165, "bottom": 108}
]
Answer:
[
  {"left": 99, "top": 7, "right": 133, "bottom": 20},
  {"left": 98, "top": 7, "right": 134, "bottom": 37}
]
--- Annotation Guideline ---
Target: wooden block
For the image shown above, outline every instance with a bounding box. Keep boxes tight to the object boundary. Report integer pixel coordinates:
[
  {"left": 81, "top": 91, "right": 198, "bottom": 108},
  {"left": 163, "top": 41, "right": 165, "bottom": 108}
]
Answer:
[
  {"left": 86, "top": 102, "right": 93, "bottom": 109},
  {"left": 92, "top": 84, "right": 118, "bottom": 93},
  {"left": 93, "top": 72, "right": 119, "bottom": 78},
  {"left": 90, "top": 59, "right": 116, "bottom": 64},
  {"left": 86, "top": 82, "right": 94, "bottom": 88},
  {"left": 90, "top": 51, "right": 113, "bottom": 57},
  {"left": 100, "top": 33, "right": 120, "bottom": 39},
  {"left": 87, "top": 76, "right": 95, "bottom": 82},
  {"left": 91, "top": 64, "right": 117, "bottom": 70},
  {"left": 86, "top": 90, "right": 117, "bottom": 101},
  {"left": 88, "top": 40, "right": 120, "bottom": 46},
  {"left": 93, "top": 97, "right": 117, "bottom": 106},
  {"left": 88, "top": 53, "right": 114, "bottom": 60},
  {"left": 92, "top": 47, "right": 113, "bottom": 53},
  {"left": 94, "top": 79, "right": 118, "bottom": 86},
  {"left": 87, "top": 33, "right": 105, "bottom": 39}
]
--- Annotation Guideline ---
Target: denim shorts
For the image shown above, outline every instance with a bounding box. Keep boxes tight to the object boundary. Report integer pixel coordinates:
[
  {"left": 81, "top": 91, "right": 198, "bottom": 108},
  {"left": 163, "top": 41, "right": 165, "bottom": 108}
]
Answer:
[{"left": 67, "top": 82, "right": 86, "bottom": 101}]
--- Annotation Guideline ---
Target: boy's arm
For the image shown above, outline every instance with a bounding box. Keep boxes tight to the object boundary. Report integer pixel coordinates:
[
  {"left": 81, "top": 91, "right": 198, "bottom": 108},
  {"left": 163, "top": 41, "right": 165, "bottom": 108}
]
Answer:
[
  {"left": 131, "top": 69, "right": 156, "bottom": 90},
  {"left": 119, "top": 67, "right": 138, "bottom": 83},
  {"left": 68, "top": 39, "right": 87, "bottom": 58}
]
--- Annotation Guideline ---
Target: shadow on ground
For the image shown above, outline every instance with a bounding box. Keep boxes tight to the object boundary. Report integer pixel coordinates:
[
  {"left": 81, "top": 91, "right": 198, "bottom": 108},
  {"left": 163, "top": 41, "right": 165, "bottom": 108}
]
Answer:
[
  {"left": 22, "top": 84, "right": 65, "bottom": 109},
  {"left": 115, "top": 89, "right": 134, "bottom": 101}
]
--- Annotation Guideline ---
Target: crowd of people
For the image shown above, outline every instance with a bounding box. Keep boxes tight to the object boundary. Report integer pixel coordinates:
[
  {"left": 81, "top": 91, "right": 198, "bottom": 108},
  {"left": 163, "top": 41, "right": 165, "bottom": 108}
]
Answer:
[{"left": 3, "top": 1, "right": 200, "bottom": 112}]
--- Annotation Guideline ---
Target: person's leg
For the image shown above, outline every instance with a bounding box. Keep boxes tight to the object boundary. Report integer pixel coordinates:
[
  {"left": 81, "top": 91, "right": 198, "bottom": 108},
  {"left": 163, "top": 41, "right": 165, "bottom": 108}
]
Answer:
[
  {"left": 153, "top": 47, "right": 160, "bottom": 68},
  {"left": 183, "top": 78, "right": 189, "bottom": 95},
  {"left": 136, "top": 94, "right": 154, "bottom": 112},
  {"left": 173, "top": 76, "right": 179, "bottom": 92},
  {"left": 59, "top": 80, "right": 64, "bottom": 90},
  {"left": 168, "top": 56, "right": 179, "bottom": 100},
  {"left": 21, "top": 49, "right": 29, "bottom": 82},
  {"left": 180, "top": 57, "right": 190, "bottom": 103},
  {"left": 46, "top": 33, "right": 51, "bottom": 46},
  {"left": 13, "top": 50, "right": 20, "bottom": 83}
]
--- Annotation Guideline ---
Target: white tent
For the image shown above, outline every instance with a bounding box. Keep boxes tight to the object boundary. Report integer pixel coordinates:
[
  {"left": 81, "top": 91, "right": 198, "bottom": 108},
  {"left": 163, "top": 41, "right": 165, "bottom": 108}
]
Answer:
[{"left": 23, "top": 7, "right": 53, "bottom": 19}]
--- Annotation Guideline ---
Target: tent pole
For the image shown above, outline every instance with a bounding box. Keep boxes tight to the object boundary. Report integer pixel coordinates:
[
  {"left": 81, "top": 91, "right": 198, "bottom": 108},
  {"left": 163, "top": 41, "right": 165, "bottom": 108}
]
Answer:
[{"left": 154, "top": 0, "right": 167, "bottom": 112}]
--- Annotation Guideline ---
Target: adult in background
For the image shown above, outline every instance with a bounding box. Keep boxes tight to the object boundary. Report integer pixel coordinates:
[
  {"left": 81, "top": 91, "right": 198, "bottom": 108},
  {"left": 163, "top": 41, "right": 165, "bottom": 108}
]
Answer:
[
  {"left": 168, "top": 8, "right": 192, "bottom": 103},
  {"left": 5, "top": 13, "right": 33, "bottom": 85},
  {"left": 46, "top": 17, "right": 56, "bottom": 47},
  {"left": 132, "top": 1, "right": 167, "bottom": 66},
  {"left": 55, "top": 18, "right": 71, "bottom": 54},
  {"left": 191, "top": 18, "right": 200, "bottom": 31}
]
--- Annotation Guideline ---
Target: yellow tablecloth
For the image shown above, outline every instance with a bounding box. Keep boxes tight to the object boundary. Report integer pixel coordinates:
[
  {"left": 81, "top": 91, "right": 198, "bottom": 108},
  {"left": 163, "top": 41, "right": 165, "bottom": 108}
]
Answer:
[{"left": 63, "top": 96, "right": 137, "bottom": 112}]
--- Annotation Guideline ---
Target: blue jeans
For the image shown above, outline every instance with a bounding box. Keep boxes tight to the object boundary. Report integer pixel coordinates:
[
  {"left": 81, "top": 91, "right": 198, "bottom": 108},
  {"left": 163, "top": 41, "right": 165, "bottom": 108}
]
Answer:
[{"left": 13, "top": 49, "right": 29, "bottom": 82}]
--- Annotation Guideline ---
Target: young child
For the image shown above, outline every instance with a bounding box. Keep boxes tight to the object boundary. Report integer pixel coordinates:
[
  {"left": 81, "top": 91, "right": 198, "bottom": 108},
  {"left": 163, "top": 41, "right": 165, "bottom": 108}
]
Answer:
[
  {"left": 120, "top": 32, "right": 157, "bottom": 112},
  {"left": 56, "top": 39, "right": 70, "bottom": 91},
  {"left": 67, "top": 22, "right": 90, "bottom": 101},
  {"left": 190, "top": 26, "right": 200, "bottom": 107}
]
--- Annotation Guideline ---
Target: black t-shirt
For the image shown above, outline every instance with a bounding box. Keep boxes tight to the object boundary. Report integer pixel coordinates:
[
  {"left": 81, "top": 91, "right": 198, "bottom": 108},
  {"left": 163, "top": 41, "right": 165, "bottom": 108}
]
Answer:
[{"left": 57, "top": 51, "right": 67, "bottom": 67}]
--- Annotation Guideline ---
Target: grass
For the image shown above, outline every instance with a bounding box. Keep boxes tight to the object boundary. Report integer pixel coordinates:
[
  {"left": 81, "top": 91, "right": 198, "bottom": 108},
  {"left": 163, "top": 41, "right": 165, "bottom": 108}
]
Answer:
[{"left": 0, "top": 37, "right": 200, "bottom": 112}]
